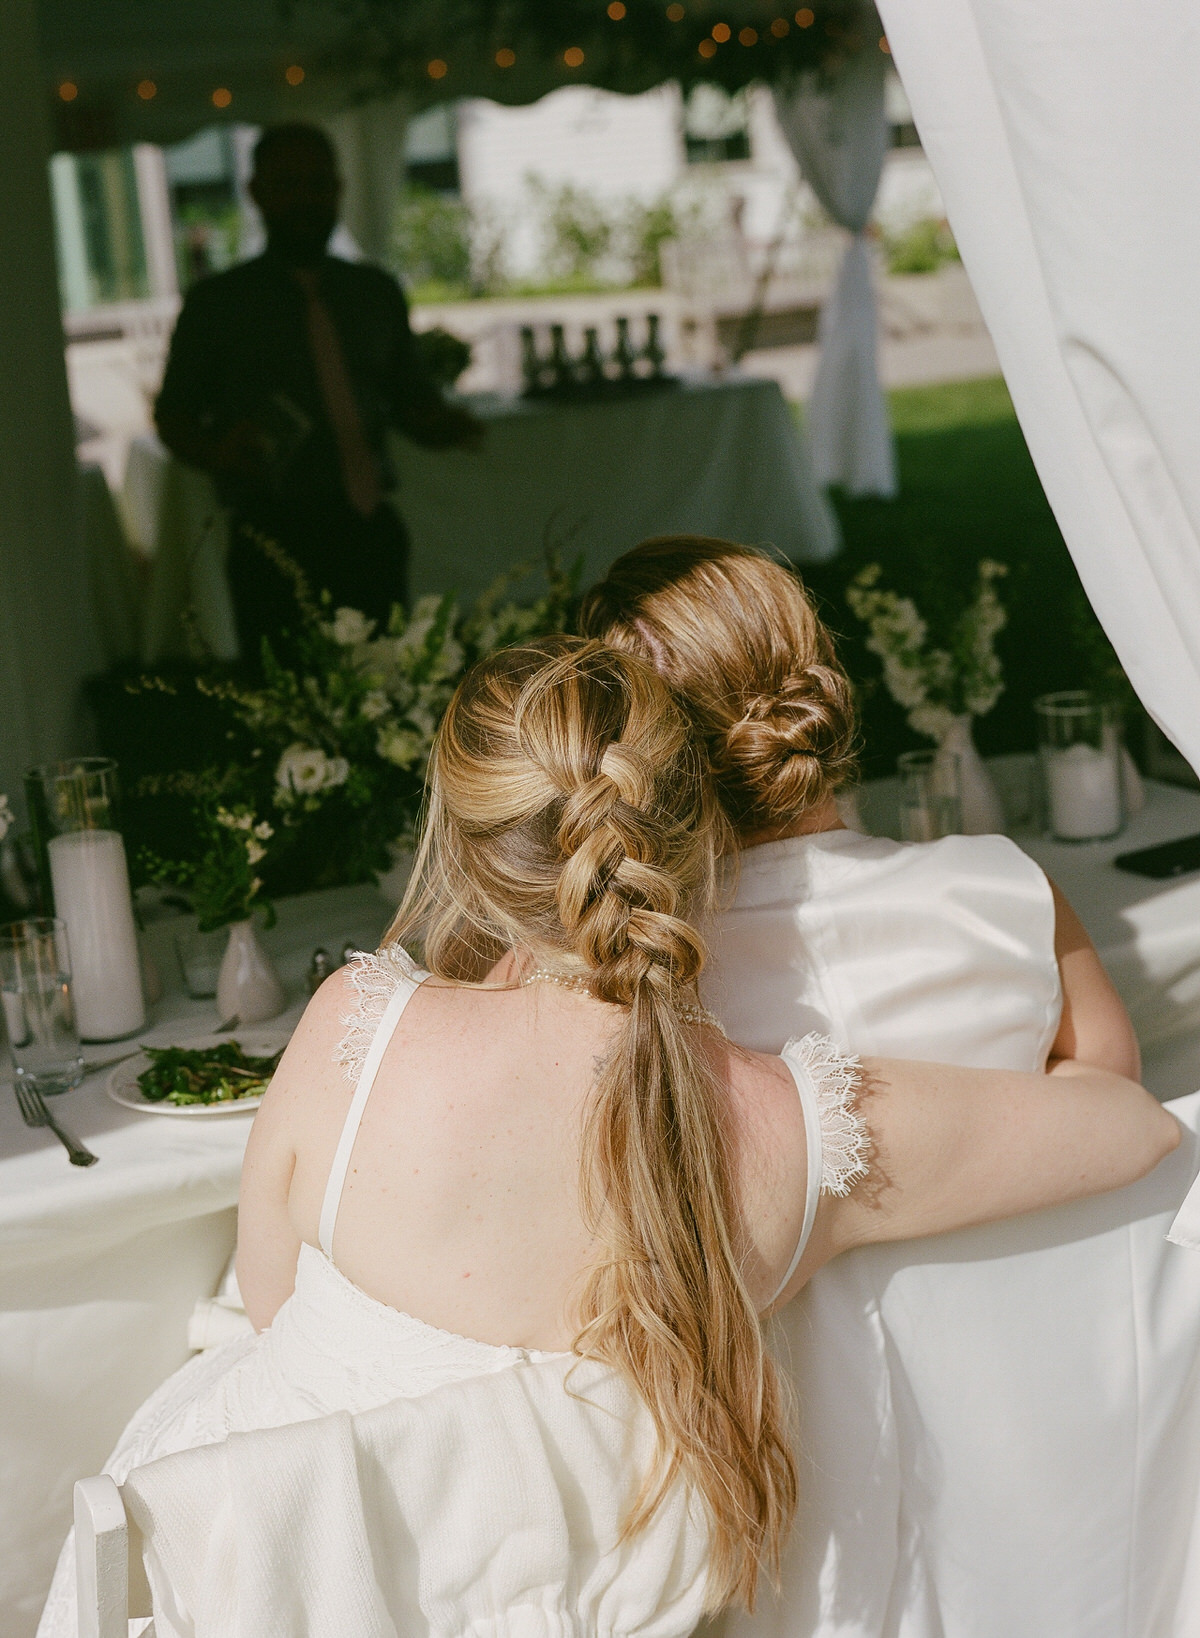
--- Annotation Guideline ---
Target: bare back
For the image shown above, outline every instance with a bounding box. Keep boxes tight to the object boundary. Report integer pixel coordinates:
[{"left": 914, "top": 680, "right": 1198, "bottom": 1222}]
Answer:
[{"left": 237, "top": 955, "right": 815, "bottom": 1347}]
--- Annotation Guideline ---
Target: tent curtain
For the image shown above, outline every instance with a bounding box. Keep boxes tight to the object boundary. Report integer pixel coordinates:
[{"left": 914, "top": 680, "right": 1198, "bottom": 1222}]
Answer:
[
  {"left": 772, "top": 47, "right": 896, "bottom": 498},
  {"left": 877, "top": 0, "right": 1200, "bottom": 776},
  {"left": 326, "top": 94, "right": 412, "bottom": 265}
]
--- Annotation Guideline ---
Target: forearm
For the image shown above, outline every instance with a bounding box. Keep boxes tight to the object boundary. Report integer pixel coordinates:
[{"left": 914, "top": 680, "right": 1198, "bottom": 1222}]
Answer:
[{"left": 833, "top": 1055, "right": 1178, "bottom": 1251}]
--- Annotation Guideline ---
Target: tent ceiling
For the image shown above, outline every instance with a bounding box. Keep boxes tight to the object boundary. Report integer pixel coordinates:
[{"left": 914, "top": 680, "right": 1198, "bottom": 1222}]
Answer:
[{"left": 37, "top": 0, "right": 878, "bottom": 151}]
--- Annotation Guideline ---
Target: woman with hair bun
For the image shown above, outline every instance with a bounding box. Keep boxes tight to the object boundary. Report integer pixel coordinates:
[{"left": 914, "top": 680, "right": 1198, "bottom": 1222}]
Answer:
[
  {"left": 39, "top": 638, "right": 1178, "bottom": 1637},
  {"left": 582, "top": 538, "right": 1200, "bottom": 1638}
]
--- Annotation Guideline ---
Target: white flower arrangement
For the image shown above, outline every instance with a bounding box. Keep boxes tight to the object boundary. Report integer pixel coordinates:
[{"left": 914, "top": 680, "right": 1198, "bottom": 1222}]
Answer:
[
  {"left": 846, "top": 560, "right": 1008, "bottom": 742},
  {"left": 274, "top": 744, "right": 351, "bottom": 805},
  {"left": 175, "top": 547, "right": 576, "bottom": 892}
]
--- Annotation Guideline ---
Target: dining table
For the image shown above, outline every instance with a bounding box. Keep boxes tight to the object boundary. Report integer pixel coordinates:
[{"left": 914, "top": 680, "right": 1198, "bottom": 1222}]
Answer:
[{"left": 8, "top": 770, "right": 1200, "bottom": 1633}]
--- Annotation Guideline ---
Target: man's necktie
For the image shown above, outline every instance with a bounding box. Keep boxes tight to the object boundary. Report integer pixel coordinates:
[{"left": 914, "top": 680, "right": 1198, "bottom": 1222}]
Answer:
[{"left": 294, "top": 268, "right": 382, "bottom": 519}]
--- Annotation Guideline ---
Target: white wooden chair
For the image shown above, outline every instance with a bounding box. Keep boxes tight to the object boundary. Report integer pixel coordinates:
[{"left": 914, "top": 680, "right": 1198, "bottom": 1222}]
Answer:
[{"left": 73, "top": 1475, "right": 153, "bottom": 1638}]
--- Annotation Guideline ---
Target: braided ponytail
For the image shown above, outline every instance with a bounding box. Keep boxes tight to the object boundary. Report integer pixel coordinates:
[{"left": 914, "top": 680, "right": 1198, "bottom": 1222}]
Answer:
[
  {"left": 391, "top": 637, "right": 795, "bottom": 1610},
  {"left": 579, "top": 535, "right": 859, "bottom": 837}
]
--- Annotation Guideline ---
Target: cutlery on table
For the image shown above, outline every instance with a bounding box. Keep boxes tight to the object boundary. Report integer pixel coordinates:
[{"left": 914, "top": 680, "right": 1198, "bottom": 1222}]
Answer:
[
  {"left": 82, "top": 1045, "right": 145, "bottom": 1075},
  {"left": 12, "top": 1080, "right": 98, "bottom": 1167}
]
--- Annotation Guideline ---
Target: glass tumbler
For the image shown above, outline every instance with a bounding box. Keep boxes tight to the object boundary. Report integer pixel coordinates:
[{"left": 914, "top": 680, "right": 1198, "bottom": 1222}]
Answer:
[
  {"left": 898, "top": 749, "right": 962, "bottom": 842},
  {"left": 0, "top": 918, "right": 83, "bottom": 1095},
  {"left": 1035, "top": 691, "right": 1123, "bottom": 842}
]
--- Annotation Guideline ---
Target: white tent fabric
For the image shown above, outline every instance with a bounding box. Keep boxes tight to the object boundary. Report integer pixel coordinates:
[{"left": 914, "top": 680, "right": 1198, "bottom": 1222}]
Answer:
[
  {"left": 326, "top": 94, "right": 412, "bottom": 266},
  {"left": 877, "top": 0, "right": 1200, "bottom": 778},
  {"left": 773, "top": 48, "right": 897, "bottom": 498}
]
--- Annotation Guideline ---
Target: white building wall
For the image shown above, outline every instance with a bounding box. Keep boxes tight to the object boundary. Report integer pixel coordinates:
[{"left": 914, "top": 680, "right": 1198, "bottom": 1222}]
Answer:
[{"left": 457, "top": 84, "right": 686, "bottom": 278}]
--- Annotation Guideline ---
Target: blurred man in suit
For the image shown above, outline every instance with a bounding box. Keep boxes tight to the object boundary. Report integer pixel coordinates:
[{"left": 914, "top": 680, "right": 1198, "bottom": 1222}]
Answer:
[{"left": 156, "top": 122, "right": 480, "bottom": 657}]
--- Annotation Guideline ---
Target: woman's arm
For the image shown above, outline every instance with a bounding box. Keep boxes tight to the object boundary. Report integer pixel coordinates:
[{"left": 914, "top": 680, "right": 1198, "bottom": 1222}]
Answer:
[
  {"left": 1046, "top": 877, "right": 1140, "bottom": 1079},
  {"left": 806, "top": 1056, "right": 1177, "bottom": 1273},
  {"left": 236, "top": 975, "right": 348, "bottom": 1330}
]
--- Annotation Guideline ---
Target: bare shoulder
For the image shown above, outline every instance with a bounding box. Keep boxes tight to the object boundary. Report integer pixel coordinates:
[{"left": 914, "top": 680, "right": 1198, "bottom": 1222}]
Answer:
[{"left": 250, "top": 967, "right": 359, "bottom": 1140}]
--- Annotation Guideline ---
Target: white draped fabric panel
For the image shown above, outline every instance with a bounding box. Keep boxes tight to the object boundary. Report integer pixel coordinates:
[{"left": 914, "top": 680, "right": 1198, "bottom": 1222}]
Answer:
[
  {"left": 772, "top": 48, "right": 897, "bottom": 498},
  {"left": 325, "top": 94, "right": 412, "bottom": 265},
  {"left": 877, "top": 0, "right": 1200, "bottom": 778}
]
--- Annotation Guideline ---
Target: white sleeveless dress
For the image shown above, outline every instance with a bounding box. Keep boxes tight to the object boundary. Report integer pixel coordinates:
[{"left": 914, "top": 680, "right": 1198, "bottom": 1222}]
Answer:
[
  {"left": 702, "top": 829, "right": 1200, "bottom": 1638},
  {"left": 38, "top": 947, "right": 865, "bottom": 1638}
]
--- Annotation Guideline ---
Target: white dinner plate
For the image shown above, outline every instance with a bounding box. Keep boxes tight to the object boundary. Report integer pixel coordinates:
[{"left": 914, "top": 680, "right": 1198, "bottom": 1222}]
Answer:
[{"left": 105, "top": 1027, "right": 292, "bottom": 1116}]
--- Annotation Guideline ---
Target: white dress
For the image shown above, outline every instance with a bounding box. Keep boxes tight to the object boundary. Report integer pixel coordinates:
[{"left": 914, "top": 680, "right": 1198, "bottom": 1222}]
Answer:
[
  {"left": 702, "top": 829, "right": 1200, "bottom": 1638},
  {"left": 39, "top": 947, "right": 865, "bottom": 1638}
]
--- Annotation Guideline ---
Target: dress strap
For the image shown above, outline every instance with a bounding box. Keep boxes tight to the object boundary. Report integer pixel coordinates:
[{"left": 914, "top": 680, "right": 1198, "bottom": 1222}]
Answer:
[
  {"left": 767, "top": 1033, "right": 870, "bottom": 1306},
  {"left": 318, "top": 948, "right": 429, "bottom": 1261}
]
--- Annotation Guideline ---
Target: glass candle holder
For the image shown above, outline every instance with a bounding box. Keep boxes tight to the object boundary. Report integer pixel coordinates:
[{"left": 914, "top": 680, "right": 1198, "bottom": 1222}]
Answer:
[
  {"left": 1035, "top": 691, "right": 1123, "bottom": 842},
  {"left": 0, "top": 918, "right": 83, "bottom": 1095},
  {"left": 24, "top": 758, "right": 145, "bottom": 1041},
  {"left": 898, "top": 749, "right": 962, "bottom": 842}
]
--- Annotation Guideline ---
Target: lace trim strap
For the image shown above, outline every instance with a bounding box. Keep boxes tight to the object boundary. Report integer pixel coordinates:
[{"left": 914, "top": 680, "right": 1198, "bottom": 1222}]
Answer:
[
  {"left": 768, "top": 1033, "right": 870, "bottom": 1306},
  {"left": 334, "top": 945, "right": 428, "bottom": 1087},
  {"left": 783, "top": 1032, "right": 871, "bottom": 1198}
]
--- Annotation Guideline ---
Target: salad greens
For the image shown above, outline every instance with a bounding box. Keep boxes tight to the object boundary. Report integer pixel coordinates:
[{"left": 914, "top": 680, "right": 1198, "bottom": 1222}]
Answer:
[{"left": 137, "top": 1041, "right": 283, "bottom": 1107}]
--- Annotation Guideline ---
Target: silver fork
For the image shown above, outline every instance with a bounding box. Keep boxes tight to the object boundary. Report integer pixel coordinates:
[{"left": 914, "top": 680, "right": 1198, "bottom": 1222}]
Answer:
[{"left": 12, "top": 1080, "right": 98, "bottom": 1166}]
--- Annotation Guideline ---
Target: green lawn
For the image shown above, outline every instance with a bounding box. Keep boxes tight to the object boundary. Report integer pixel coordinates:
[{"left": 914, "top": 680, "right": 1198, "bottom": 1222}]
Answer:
[{"left": 797, "top": 377, "right": 1126, "bottom": 779}]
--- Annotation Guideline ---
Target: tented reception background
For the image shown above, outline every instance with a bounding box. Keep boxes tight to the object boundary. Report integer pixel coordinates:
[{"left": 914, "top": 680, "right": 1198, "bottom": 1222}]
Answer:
[{"left": 3, "top": 0, "right": 1200, "bottom": 1631}]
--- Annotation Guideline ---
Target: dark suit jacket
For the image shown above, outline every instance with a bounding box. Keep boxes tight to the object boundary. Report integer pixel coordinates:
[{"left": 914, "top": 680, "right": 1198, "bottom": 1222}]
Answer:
[{"left": 155, "top": 252, "right": 441, "bottom": 508}]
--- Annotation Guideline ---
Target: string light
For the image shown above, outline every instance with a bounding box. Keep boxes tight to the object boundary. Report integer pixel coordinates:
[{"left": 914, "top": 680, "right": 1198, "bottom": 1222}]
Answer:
[
  {"left": 666, "top": 1, "right": 685, "bottom": 16},
  {"left": 427, "top": 58, "right": 448, "bottom": 79},
  {"left": 285, "top": 64, "right": 305, "bottom": 86},
  {"left": 698, "top": 37, "right": 717, "bottom": 56},
  {"left": 771, "top": 16, "right": 790, "bottom": 35},
  {"left": 739, "top": 25, "right": 758, "bottom": 44},
  {"left": 136, "top": 79, "right": 157, "bottom": 99},
  {"left": 607, "top": 0, "right": 626, "bottom": 16},
  {"left": 58, "top": 81, "right": 78, "bottom": 102},
  {"left": 712, "top": 21, "right": 731, "bottom": 41},
  {"left": 563, "top": 45, "right": 585, "bottom": 67},
  {"left": 878, "top": 34, "right": 890, "bottom": 52},
  {"left": 795, "top": 7, "right": 814, "bottom": 25},
  {"left": 212, "top": 86, "right": 232, "bottom": 108},
  {"left": 495, "top": 47, "right": 516, "bottom": 66}
]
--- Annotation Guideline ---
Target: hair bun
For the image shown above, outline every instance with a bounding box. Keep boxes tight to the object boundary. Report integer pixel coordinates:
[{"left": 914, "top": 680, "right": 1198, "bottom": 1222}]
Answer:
[{"left": 722, "top": 664, "right": 857, "bottom": 828}]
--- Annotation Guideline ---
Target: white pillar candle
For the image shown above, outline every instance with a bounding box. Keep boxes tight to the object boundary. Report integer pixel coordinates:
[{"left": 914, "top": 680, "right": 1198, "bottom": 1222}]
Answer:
[
  {"left": 48, "top": 829, "right": 145, "bottom": 1040},
  {"left": 1043, "top": 741, "right": 1122, "bottom": 841}
]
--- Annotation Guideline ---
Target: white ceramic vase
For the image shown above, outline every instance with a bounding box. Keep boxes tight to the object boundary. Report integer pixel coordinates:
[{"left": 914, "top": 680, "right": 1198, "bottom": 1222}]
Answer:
[
  {"left": 216, "top": 919, "right": 286, "bottom": 1025},
  {"left": 1120, "top": 744, "right": 1146, "bottom": 817},
  {"left": 937, "top": 715, "right": 1005, "bottom": 835}
]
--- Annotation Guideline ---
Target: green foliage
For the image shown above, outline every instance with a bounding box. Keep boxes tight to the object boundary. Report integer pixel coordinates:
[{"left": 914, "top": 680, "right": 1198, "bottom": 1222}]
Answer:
[
  {"left": 797, "top": 377, "right": 1140, "bottom": 778},
  {"left": 126, "top": 544, "right": 580, "bottom": 911},
  {"left": 883, "top": 217, "right": 960, "bottom": 276},
  {"left": 392, "top": 185, "right": 474, "bottom": 295},
  {"left": 624, "top": 196, "right": 680, "bottom": 288},
  {"left": 531, "top": 179, "right": 615, "bottom": 283}
]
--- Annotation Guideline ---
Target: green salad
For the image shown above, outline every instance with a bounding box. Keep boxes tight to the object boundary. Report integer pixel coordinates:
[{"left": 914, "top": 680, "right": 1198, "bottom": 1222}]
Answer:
[{"left": 137, "top": 1041, "right": 284, "bottom": 1107}]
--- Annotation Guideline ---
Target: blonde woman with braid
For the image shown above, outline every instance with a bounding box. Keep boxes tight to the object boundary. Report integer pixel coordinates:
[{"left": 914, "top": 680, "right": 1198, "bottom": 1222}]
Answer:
[
  {"left": 39, "top": 639, "right": 1176, "bottom": 1638},
  {"left": 582, "top": 538, "right": 1200, "bottom": 1638}
]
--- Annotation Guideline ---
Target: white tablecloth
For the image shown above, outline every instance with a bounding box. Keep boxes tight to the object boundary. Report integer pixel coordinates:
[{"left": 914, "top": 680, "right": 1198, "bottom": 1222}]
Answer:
[
  {"left": 397, "top": 375, "right": 840, "bottom": 603},
  {"left": 112, "top": 377, "right": 839, "bottom": 664},
  {"left": 122, "top": 435, "right": 238, "bottom": 664},
  {"left": 0, "top": 885, "right": 390, "bottom": 1638}
]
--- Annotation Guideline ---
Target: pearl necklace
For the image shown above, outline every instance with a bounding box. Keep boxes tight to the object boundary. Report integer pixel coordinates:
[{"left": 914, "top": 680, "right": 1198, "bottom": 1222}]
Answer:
[{"left": 520, "top": 967, "right": 723, "bottom": 1031}]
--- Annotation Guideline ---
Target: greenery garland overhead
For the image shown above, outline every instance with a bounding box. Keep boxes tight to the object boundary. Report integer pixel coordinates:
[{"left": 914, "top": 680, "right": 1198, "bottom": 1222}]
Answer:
[{"left": 297, "top": 0, "right": 883, "bottom": 109}]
